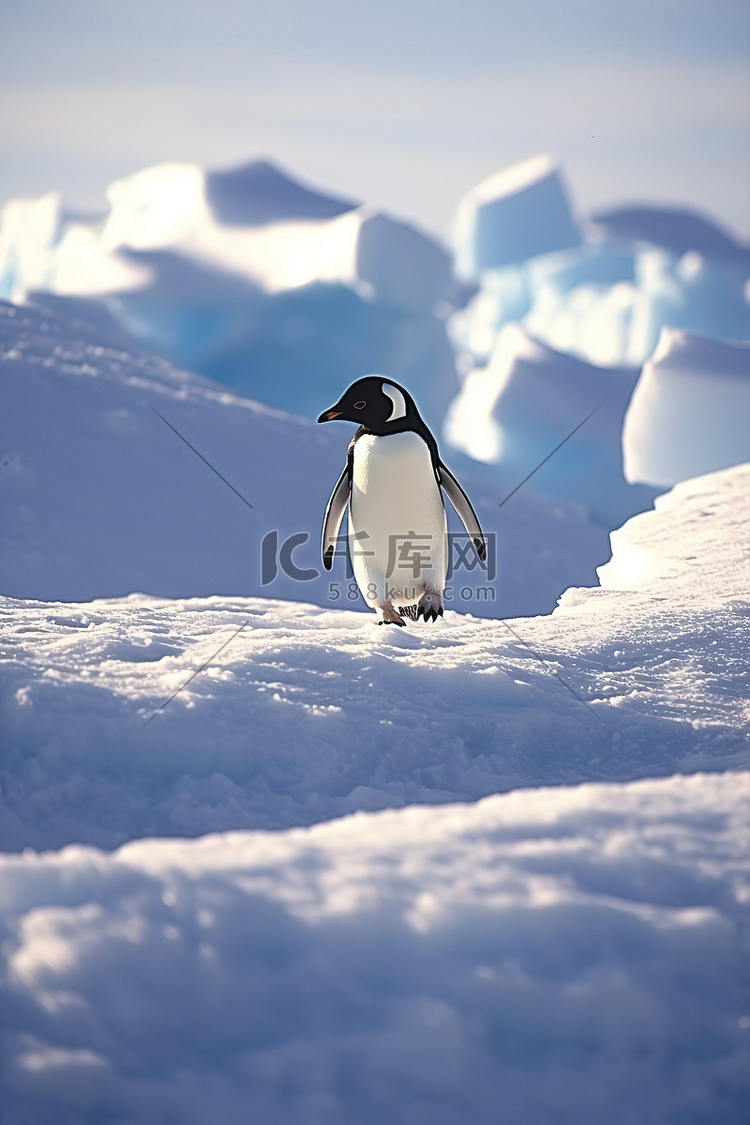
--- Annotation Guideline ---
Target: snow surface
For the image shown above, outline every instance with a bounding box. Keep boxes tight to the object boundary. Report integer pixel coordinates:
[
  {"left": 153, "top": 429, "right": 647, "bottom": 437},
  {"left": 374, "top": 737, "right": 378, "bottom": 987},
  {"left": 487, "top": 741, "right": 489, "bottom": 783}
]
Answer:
[
  {"left": 622, "top": 328, "right": 750, "bottom": 487},
  {"left": 1, "top": 771, "right": 749, "bottom": 1125},
  {"left": 2, "top": 458, "right": 747, "bottom": 852}
]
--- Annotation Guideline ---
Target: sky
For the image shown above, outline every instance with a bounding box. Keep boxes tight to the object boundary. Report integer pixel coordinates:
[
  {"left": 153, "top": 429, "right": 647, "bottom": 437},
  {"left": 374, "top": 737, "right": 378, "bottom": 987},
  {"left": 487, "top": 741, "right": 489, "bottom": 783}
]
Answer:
[{"left": 0, "top": 0, "right": 748, "bottom": 244}]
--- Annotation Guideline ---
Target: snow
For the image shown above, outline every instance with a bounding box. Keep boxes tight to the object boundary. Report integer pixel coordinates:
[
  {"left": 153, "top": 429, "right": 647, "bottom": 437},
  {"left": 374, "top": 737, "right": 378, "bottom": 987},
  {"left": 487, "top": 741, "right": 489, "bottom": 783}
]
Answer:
[
  {"left": 1, "top": 773, "right": 749, "bottom": 1124},
  {"left": 622, "top": 329, "right": 750, "bottom": 487},
  {"left": 2, "top": 455, "right": 747, "bottom": 852}
]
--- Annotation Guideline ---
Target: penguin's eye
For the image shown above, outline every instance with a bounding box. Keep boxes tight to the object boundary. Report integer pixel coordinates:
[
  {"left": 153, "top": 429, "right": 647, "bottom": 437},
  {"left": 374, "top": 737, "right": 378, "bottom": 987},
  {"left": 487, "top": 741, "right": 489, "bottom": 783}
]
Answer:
[{"left": 353, "top": 400, "right": 366, "bottom": 409}]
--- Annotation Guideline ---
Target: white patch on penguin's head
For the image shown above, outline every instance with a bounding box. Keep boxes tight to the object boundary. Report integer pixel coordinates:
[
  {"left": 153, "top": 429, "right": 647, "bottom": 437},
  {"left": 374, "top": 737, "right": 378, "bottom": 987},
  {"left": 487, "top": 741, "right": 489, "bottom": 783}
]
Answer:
[{"left": 381, "top": 382, "right": 407, "bottom": 422}]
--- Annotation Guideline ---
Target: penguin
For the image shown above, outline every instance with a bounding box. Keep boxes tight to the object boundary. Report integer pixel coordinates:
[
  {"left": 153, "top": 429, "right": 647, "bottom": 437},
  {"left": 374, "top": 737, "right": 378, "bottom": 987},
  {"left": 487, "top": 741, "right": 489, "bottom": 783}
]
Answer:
[{"left": 318, "top": 376, "right": 486, "bottom": 626}]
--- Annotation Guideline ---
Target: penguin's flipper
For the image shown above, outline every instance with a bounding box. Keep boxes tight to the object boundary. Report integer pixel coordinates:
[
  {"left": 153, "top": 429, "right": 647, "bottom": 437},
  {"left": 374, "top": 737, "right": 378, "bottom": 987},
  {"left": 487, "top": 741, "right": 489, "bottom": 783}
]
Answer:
[
  {"left": 438, "top": 462, "right": 487, "bottom": 561},
  {"left": 321, "top": 465, "right": 351, "bottom": 570}
]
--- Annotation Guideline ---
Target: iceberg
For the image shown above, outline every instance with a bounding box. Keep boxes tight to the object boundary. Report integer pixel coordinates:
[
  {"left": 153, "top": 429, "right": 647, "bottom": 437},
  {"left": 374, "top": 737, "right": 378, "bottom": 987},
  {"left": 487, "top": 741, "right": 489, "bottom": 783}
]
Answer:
[
  {"left": 204, "top": 158, "right": 357, "bottom": 225},
  {"left": 624, "top": 246, "right": 750, "bottom": 364},
  {"left": 454, "top": 154, "right": 581, "bottom": 279},
  {"left": 479, "top": 242, "right": 638, "bottom": 369},
  {"left": 0, "top": 192, "right": 88, "bottom": 298},
  {"left": 3, "top": 155, "right": 747, "bottom": 510},
  {"left": 444, "top": 323, "right": 656, "bottom": 524},
  {"left": 622, "top": 328, "right": 750, "bottom": 487},
  {"left": 453, "top": 165, "right": 750, "bottom": 375},
  {"left": 0, "top": 160, "right": 458, "bottom": 427},
  {"left": 589, "top": 204, "right": 750, "bottom": 267},
  {"left": 524, "top": 207, "right": 750, "bottom": 367}
]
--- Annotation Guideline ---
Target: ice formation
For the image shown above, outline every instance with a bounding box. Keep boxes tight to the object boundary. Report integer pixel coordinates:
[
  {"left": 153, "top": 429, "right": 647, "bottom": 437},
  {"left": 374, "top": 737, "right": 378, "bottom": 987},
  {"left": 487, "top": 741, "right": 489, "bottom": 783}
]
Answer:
[
  {"left": 622, "top": 328, "right": 750, "bottom": 486},
  {"left": 444, "top": 323, "right": 656, "bottom": 524},
  {"left": 0, "top": 192, "right": 64, "bottom": 296},
  {"left": 454, "top": 154, "right": 581, "bottom": 278},
  {"left": 0, "top": 161, "right": 457, "bottom": 425},
  {"left": 2, "top": 153, "right": 748, "bottom": 523},
  {"left": 445, "top": 156, "right": 750, "bottom": 513},
  {"left": 452, "top": 158, "right": 750, "bottom": 376}
]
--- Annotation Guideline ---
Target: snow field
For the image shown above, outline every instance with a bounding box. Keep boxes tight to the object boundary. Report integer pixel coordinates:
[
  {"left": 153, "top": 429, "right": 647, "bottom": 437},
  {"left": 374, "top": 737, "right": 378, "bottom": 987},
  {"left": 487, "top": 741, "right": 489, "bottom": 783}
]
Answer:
[
  {"left": 1, "top": 772, "right": 749, "bottom": 1124},
  {"left": 2, "top": 464, "right": 748, "bottom": 852}
]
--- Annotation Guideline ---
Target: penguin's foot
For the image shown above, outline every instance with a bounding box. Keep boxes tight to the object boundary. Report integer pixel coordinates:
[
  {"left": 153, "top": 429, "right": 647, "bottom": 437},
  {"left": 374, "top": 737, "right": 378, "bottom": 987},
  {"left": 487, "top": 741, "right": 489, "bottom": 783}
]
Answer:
[
  {"left": 374, "top": 603, "right": 407, "bottom": 627},
  {"left": 417, "top": 590, "right": 444, "bottom": 623}
]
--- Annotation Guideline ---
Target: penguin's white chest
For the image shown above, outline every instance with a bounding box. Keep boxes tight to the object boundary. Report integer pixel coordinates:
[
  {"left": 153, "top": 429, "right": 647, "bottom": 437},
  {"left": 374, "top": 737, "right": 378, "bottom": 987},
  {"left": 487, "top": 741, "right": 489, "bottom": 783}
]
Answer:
[{"left": 349, "top": 431, "right": 447, "bottom": 605}]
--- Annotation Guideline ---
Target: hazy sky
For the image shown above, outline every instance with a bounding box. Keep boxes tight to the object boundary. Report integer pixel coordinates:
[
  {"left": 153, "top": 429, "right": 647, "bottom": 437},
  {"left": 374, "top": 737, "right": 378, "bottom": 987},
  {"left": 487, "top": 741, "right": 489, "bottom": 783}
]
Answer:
[{"left": 1, "top": 0, "right": 748, "bottom": 242}]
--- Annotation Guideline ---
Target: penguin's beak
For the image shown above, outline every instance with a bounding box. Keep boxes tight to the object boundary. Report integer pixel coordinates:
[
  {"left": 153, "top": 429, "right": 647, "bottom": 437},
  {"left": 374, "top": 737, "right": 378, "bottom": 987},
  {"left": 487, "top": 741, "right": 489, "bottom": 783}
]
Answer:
[{"left": 317, "top": 406, "right": 343, "bottom": 423}]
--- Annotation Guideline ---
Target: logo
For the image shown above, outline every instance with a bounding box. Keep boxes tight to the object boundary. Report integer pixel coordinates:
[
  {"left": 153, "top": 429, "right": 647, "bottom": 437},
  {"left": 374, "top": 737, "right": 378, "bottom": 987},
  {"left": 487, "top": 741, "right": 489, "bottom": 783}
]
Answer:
[{"left": 261, "top": 530, "right": 497, "bottom": 590}]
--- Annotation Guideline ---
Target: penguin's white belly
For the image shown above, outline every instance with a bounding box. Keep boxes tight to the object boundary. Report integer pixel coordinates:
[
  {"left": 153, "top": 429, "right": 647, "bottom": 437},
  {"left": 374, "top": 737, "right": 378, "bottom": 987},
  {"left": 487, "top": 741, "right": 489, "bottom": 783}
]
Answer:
[{"left": 349, "top": 432, "right": 447, "bottom": 606}]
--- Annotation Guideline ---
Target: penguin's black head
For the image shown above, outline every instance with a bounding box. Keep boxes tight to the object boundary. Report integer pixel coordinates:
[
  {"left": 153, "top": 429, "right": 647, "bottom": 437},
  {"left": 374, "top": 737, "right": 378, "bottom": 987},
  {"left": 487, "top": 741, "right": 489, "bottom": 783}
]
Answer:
[{"left": 317, "top": 376, "right": 420, "bottom": 435}]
